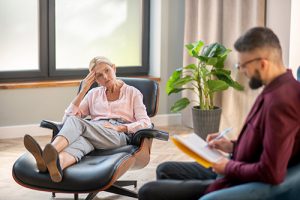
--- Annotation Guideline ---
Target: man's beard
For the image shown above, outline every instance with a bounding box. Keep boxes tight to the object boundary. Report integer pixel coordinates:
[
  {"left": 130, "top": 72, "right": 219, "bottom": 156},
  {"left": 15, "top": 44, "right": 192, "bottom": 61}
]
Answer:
[{"left": 249, "top": 70, "right": 263, "bottom": 89}]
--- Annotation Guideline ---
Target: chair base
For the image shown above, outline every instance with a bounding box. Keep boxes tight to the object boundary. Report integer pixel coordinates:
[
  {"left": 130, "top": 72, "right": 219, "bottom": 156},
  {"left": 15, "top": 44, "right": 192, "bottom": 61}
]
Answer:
[
  {"left": 51, "top": 180, "right": 138, "bottom": 200},
  {"left": 105, "top": 181, "right": 138, "bottom": 198}
]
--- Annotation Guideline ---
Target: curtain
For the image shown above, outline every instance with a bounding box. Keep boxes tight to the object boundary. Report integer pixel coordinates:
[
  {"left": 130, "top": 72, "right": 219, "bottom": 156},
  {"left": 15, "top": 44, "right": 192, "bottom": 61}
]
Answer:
[{"left": 182, "top": 0, "right": 266, "bottom": 138}]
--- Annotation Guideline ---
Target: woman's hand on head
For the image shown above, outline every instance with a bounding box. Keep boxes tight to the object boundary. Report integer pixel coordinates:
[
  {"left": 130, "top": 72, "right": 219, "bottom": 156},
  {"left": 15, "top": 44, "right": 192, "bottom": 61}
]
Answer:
[{"left": 82, "top": 71, "right": 96, "bottom": 91}]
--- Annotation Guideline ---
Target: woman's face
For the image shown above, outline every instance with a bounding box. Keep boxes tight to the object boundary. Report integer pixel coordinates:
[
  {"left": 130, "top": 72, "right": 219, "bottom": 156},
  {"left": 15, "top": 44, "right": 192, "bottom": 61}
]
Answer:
[{"left": 93, "top": 63, "right": 117, "bottom": 87}]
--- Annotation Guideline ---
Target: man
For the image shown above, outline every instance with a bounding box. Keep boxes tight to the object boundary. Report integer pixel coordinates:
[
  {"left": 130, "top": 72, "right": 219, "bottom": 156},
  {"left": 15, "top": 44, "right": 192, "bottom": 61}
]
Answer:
[{"left": 138, "top": 27, "right": 300, "bottom": 200}]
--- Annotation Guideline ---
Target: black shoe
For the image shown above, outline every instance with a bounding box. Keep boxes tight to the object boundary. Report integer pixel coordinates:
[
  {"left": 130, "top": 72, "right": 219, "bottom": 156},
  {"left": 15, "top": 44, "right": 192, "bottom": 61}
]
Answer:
[
  {"left": 43, "top": 144, "right": 63, "bottom": 182},
  {"left": 24, "top": 134, "right": 47, "bottom": 172}
]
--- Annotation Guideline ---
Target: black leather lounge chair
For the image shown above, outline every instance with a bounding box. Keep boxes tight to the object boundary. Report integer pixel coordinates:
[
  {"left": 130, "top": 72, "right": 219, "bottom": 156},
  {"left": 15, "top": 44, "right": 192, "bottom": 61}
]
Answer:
[{"left": 12, "top": 78, "right": 169, "bottom": 200}]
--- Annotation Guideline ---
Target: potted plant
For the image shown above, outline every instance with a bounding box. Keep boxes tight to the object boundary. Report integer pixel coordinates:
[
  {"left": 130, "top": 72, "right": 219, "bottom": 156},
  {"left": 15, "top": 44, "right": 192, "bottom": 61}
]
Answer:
[{"left": 166, "top": 40, "right": 243, "bottom": 139}]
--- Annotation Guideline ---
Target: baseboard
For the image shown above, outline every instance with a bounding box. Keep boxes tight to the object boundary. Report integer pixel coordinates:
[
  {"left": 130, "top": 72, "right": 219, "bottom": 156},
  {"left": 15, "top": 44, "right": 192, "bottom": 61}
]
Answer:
[
  {"left": 0, "top": 114, "right": 182, "bottom": 139},
  {"left": 0, "top": 124, "right": 52, "bottom": 139}
]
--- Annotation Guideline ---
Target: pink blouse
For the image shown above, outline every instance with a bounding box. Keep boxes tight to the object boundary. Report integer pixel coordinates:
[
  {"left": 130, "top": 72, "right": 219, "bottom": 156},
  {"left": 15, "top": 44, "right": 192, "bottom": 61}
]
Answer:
[{"left": 63, "top": 83, "right": 152, "bottom": 133}]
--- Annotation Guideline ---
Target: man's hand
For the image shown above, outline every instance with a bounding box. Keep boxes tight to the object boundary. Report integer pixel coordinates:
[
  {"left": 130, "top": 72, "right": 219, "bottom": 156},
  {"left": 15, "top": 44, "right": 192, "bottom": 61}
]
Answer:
[
  {"left": 103, "top": 122, "right": 128, "bottom": 132},
  {"left": 206, "top": 133, "right": 234, "bottom": 153},
  {"left": 212, "top": 157, "right": 230, "bottom": 175}
]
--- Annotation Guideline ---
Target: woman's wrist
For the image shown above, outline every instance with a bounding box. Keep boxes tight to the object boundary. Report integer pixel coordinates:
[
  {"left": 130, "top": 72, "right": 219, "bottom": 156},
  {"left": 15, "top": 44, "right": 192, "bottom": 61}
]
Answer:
[{"left": 118, "top": 125, "right": 128, "bottom": 132}]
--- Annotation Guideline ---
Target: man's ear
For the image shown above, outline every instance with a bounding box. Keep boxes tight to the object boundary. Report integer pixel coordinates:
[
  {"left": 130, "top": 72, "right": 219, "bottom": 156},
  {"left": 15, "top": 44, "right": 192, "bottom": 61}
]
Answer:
[{"left": 261, "top": 59, "right": 269, "bottom": 71}]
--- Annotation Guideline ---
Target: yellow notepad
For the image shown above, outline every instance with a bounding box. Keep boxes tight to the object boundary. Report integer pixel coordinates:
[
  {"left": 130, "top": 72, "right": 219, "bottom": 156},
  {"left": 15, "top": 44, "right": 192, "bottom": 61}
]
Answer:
[{"left": 171, "top": 133, "right": 225, "bottom": 168}]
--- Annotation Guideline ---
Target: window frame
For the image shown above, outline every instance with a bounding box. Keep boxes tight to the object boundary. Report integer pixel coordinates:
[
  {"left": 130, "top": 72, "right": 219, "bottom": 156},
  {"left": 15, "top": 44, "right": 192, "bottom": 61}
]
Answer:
[{"left": 0, "top": 0, "right": 150, "bottom": 82}]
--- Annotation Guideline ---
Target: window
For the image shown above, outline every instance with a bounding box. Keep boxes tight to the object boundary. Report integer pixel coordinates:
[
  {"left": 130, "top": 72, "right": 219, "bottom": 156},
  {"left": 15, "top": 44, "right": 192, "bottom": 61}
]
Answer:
[{"left": 0, "top": 0, "right": 150, "bottom": 82}]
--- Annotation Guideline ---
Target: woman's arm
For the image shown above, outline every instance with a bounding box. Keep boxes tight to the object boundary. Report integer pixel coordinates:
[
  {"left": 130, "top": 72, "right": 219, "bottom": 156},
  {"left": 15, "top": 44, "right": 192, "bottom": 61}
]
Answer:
[
  {"left": 62, "top": 71, "right": 95, "bottom": 122},
  {"left": 72, "top": 70, "right": 96, "bottom": 107},
  {"left": 103, "top": 90, "right": 151, "bottom": 133},
  {"left": 124, "top": 93, "right": 152, "bottom": 133}
]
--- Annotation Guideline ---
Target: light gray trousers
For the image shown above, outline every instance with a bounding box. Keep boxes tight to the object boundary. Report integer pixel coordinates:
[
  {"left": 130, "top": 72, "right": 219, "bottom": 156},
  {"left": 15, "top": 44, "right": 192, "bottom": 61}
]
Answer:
[{"left": 57, "top": 116, "right": 128, "bottom": 161}]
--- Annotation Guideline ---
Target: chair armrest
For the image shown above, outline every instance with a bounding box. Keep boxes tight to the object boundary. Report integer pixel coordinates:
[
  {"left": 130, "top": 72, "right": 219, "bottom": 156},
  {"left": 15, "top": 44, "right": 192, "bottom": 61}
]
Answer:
[
  {"left": 131, "top": 129, "right": 169, "bottom": 146},
  {"left": 40, "top": 120, "right": 63, "bottom": 138}
]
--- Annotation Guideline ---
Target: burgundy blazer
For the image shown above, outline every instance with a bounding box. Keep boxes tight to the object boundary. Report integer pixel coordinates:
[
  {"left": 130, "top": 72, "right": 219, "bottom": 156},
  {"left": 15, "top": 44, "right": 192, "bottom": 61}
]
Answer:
[{"left": 206, "top": 70, "right": 300, "bottom": 193}]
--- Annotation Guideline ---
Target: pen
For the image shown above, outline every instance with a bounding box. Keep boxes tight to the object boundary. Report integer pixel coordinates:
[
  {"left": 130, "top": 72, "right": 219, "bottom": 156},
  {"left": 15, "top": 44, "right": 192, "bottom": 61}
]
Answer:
[
  {"left": 213, "top": 127, "right": 232, "bottom": 140},
  {"left": 205, "top": 127, "right": 232, "bottom": 147}
]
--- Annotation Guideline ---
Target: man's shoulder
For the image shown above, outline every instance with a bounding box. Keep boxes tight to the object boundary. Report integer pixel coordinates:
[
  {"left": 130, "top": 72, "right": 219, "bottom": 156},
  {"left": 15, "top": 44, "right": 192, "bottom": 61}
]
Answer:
[
  {"left": 263, "top": 80, "right": 300, "bottom": 114},
  {"left": 266, "top": 78, "right": 300, "bottom": 97}
]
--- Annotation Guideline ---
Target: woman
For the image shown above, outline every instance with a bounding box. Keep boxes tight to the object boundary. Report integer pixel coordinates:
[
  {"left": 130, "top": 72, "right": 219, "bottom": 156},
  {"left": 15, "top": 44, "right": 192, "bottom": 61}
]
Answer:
[{"left": 24, "top": 56, "right": 152, "bottom": 182}]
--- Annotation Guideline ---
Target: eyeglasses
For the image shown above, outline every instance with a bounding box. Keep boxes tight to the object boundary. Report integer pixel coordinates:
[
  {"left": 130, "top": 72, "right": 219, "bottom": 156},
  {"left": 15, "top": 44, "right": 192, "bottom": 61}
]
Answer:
[{"left": 235, "top": 57, "right": 264, "bottom": 70}]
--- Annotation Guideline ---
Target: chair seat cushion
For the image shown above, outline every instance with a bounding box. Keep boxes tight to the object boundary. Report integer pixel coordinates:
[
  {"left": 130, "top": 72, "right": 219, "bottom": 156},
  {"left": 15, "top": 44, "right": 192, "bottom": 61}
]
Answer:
[{"left": 13, "top": 145, "right": 138, "bottom": 192}]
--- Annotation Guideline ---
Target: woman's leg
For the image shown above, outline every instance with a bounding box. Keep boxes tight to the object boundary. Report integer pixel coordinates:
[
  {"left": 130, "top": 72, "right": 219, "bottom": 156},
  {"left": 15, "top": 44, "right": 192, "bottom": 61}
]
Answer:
[
  {"left": 42, "top": 116, "right": 93, "bottom": 182},
  {"left": 59, "top": 151, "right": 76, "bottom": 170},
  {"left": 54, "top": 116, "right": 87, "bottom": 149},
  {"left": 51, "top": 136, "right": 69, "bottom": 153},
  {"left": 43, "top": 118, "right": 126, "bottom": 182},
  {"left": 82, "top": 120, "right": 128, "bottom": 149},
  {"left": 62, "top": 135, "right": 95, "bottom": 163},
  {"left": 43, "top": 135, "right": 94, "bottom": 182}
]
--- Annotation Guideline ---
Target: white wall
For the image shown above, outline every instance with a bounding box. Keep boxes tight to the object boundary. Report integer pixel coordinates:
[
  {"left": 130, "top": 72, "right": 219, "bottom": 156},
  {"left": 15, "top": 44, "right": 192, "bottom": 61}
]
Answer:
[
  {"left": 149, "top": 0, "right": 161, "bottom": 77},
  {"left": 289, "top": 0, "right": 300, "bottom": 77},
  {"left": 266, "top": 0, "right": 291, "bottom": 67},
  {"left": 0, "top": 87, "right": 76, "bottom": 126},
  {"left": 266, "top": 0, "right": 300, "bottom": 78},
  {"left": 157, "top": 0, "right": 185, "bottom": 114}
]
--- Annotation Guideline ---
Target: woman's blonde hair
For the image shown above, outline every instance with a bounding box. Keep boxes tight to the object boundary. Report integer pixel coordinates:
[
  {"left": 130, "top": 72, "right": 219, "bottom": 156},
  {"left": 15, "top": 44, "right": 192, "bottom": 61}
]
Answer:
[{"left": 89, "top": 56, "right": 113, "bottom": 71}]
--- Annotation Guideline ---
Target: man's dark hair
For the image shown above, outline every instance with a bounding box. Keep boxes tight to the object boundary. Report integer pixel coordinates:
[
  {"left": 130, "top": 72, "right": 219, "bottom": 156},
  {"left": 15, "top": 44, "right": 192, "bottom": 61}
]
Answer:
[{"left": 234, "top": 27, "right": 282, "bottom": 54}]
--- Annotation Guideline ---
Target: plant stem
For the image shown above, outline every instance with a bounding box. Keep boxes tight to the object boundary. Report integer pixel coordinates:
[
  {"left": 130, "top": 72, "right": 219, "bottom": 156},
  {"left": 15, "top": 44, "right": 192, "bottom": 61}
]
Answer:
[
  {"left": 209, "top": 92, "right": 214, "bottom": 109},
  {"left": 202, "top": 63, "right": 209, "bottom": 110},
  {"left": 197, "top": 61, "right": 203, "bottom": 109}
]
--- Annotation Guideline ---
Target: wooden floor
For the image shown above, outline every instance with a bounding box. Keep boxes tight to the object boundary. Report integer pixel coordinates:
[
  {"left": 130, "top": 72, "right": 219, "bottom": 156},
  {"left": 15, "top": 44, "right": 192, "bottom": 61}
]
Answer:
[{"left": 0, "top": 126, "right": 194, "bottom": 200}]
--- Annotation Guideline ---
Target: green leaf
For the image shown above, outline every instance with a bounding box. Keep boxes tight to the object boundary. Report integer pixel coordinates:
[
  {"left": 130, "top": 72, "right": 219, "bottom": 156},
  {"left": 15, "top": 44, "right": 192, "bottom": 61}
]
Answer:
[
  {"left": 193, "top": 40, "right": 205, "bottom": 55},
  {"left": 207, "top": 57, "right": 218, "bottom": 66},
  {"left": 172, "top": 76, "right": 194, "bottom": 88},
  {"left": 167, "top": 88, "right": 186, "bottom": 95},
  {"left": 202, "top": 43, "right": 219, "bottom": 57},
  {"left": 185, "top": 44, "right": 194, "bottom": 50},
  {"left": 184, "top": 64, "right": 197, "bottom": 70},
  {"left": 231, "top": 81, "right": 244, "bottom": 91},
  {"left": 202, "top": 43, "right": 231, "bottom": 68},
  {"left": 214, "top": 44, "right": 228, "bottom": 56},
  {"left": 212, "top": 69, "right": 244, "bottom": 91},
  {"left": 166, "top": 69, "right": 183, "bottom": 95},
  {"left": 199, "top": 66, "right": 210, "bottom": 77},
  {"left": 186, "top": 40, "right": 204, "bottom": 57},
  {"left": 170, "top": 98, "right": 190, "bottom": 113},
  {"left": 197, "top": 55, "right": 208, "bottom": 62},
  {"left": 211, "top": 68, "right": 231, "bottom": 76},
  {"left": 215, "top": 49, "right": 231, "bottom": 68},
  {"left": 207, "top": 79, "right": 229, "bottom": 93}
]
